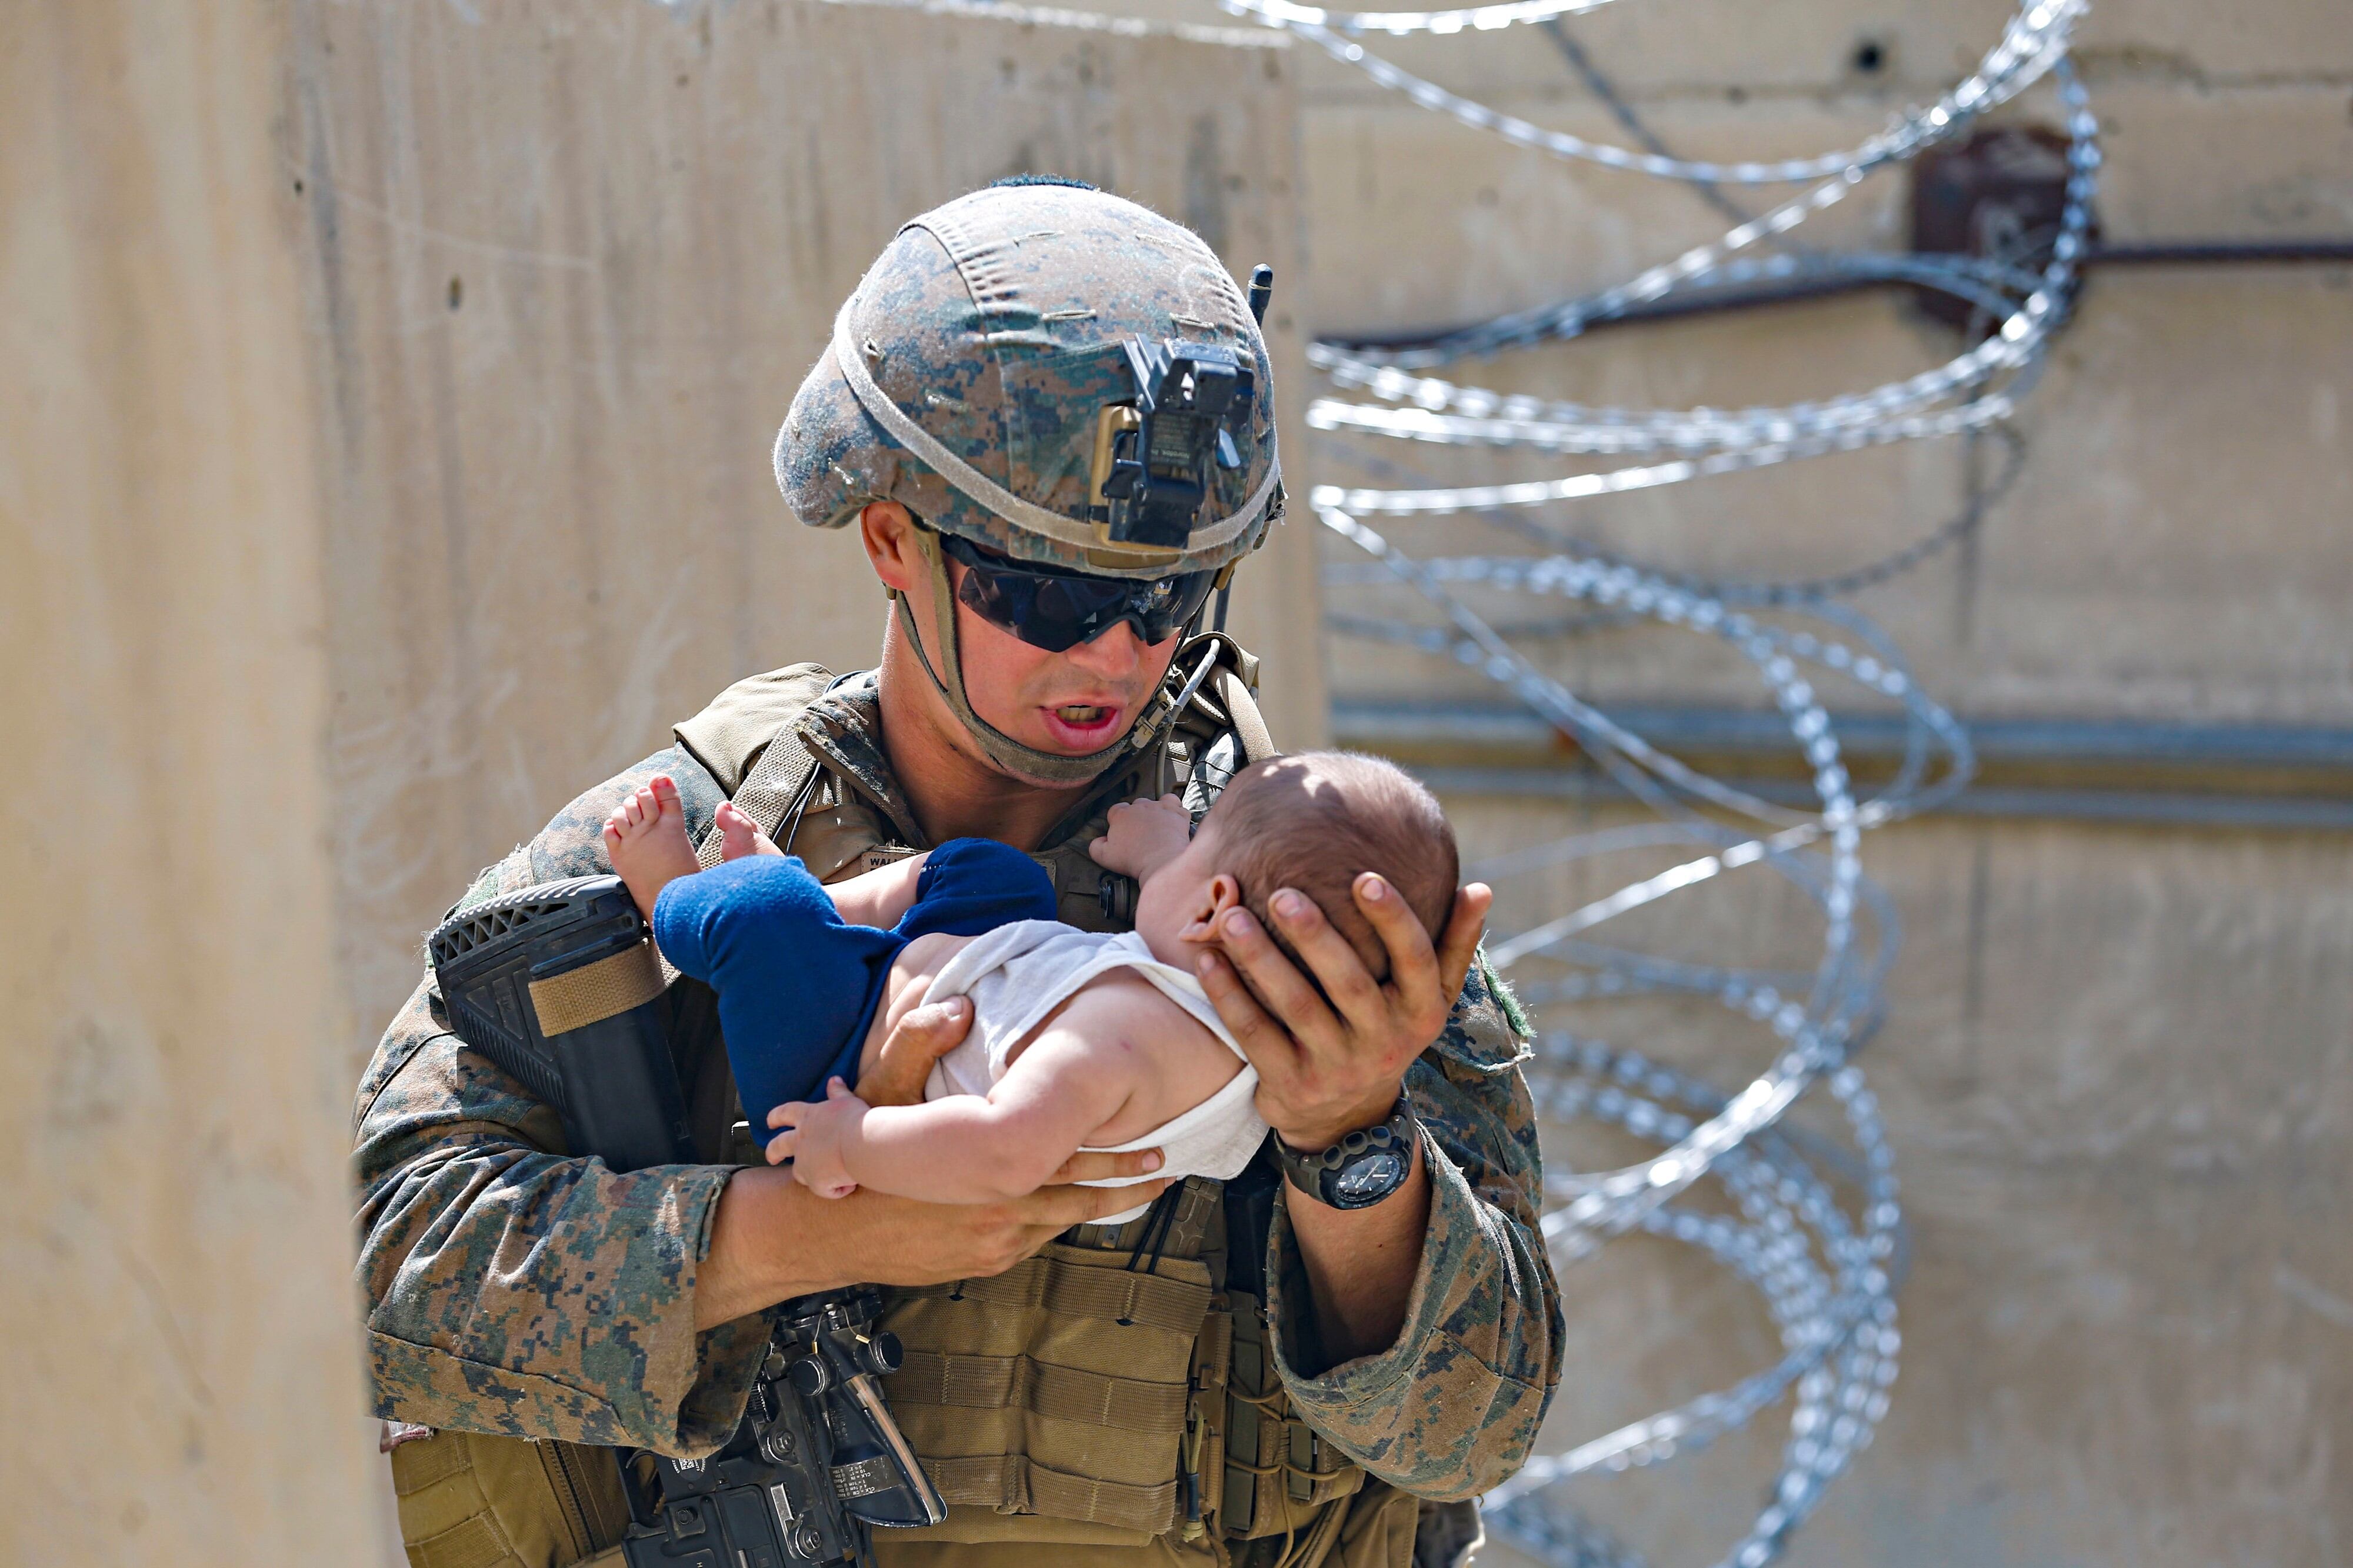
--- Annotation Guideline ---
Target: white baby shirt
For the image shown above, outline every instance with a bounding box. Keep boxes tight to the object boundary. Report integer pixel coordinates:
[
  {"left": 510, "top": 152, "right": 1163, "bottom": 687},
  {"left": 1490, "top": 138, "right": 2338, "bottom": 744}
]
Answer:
[{"left": 919, "top": 921, "right": 1267, "bottom": 1225}]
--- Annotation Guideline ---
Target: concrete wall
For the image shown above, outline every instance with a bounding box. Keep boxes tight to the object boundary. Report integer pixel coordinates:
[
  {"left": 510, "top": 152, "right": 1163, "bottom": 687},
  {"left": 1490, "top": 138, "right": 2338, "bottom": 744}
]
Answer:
[
  {"left": 4, "top": 2, "right": 1318, "bottom": 1562},
  {"left": 1267, "top": 1, "right": 2353, "bottom": 729},
  {"left": 0, "top": 3, "right": 389, "bottom": 1562},
  {"left": 1452, "top": 799, "right": 2353, "bottom": 1567},
  {"left": 285, "top": 0, "right": 1326, "bottom": 1055}
]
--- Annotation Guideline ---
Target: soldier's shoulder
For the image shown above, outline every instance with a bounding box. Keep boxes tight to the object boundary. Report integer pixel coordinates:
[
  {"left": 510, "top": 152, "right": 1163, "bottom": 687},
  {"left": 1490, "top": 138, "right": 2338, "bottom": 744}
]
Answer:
[
  {"left": 674, "top": 663, "right": 839, "bottom": 793},
  {"left": 513, "top": 746, "right": 722, "bottom": 892}
]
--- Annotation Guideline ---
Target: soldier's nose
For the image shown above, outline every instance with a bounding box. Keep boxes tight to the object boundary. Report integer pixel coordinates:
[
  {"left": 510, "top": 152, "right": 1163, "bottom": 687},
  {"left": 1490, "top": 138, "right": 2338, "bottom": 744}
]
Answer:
[{"left": 1069, "top": 618, "right": 1149, "bottom": 673}]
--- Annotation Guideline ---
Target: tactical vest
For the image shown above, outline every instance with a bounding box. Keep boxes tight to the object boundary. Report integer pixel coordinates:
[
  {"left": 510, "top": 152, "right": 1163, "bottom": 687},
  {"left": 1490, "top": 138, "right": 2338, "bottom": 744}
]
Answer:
[{"left": 391, "top": 642, "right": 1431, "bottom": 1568}]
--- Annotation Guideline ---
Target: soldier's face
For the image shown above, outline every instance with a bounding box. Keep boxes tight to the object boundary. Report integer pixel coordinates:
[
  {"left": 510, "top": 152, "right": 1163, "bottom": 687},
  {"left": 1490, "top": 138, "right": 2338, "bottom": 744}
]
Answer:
[
  {"left": 861, "top": 501, "right": 1184, "bottom": 778},
  {"left": 945, "top": 555, "right": 1182, "bottom": 760}
]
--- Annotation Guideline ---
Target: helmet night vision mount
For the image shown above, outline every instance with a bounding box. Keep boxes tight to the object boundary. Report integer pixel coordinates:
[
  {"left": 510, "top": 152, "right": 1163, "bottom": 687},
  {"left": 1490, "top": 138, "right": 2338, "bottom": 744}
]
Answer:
[
  {"left": 1089, "top": 338, "right": 1257, "bottom": 549},
  {"left": 1087, "top": 263, "right": 1276, "bottom": 551}
]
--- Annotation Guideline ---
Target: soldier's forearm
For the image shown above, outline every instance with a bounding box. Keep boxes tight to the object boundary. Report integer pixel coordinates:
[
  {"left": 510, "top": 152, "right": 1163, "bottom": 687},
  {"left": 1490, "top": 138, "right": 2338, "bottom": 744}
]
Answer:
[
  {"left": 696, "top": 1168, "right": 867, "bottom": 1328},
  {"left": 1262, "top": 1000, "right": 1563, "bottom": 1499},
  {"left": 697, "top": 1162, "right": 1172, "bottom": 1330},
  {"left": 1282, "top": 1135, "right": 1431, "bottom": 1373},
  {"left": 1267, "top": 1133, "right": 1558, "bottom": 1500}
]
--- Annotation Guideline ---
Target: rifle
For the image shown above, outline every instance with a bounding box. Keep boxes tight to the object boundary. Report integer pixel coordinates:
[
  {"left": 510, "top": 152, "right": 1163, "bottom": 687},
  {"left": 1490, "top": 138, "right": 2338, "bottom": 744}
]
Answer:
[{"left": 429, "top": 874, "right": 946, "bottom": 1566}]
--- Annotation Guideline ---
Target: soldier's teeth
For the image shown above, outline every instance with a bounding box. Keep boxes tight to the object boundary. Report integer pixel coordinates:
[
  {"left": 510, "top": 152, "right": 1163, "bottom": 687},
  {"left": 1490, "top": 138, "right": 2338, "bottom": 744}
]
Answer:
[{"left": 1058, "top": 705, "right": 1108, "bottom": 722}]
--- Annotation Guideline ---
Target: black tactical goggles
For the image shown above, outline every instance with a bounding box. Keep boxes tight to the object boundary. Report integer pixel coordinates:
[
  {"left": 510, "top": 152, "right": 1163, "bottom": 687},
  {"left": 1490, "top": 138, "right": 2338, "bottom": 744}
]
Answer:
[{"left": 939, "top": 532, "right": 1216, "bottom": 653}]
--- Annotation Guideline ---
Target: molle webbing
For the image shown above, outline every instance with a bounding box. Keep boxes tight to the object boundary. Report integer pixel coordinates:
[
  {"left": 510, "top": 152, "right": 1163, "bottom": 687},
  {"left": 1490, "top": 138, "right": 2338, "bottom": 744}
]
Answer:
[
  {"left": 892, "top": 1253, "right": 1209, "bottom": 1337},
  {"left": 388, "top": 1429, "right": 629, "bottom": 1568},
  {"left": 919, "top": 1456, "right": 1182, "bottom": 1536},
  {"left": 882, "top": 1243, "right": 1214, "bottom": 1541},
  {"left": 1219, "top": 1313, "right": 1364, "bottom": 1541},
  {"left": 892, "top": 1350, "right": 1188, "bottom": 1434},
  {"left": 695, "top": 722, "right": 822, "bottom": 868}
]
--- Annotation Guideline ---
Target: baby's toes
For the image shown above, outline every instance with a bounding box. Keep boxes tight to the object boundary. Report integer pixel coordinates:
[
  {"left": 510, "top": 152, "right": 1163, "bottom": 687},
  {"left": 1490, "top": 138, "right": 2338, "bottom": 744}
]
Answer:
[{"left": 718, "top": 800, "right": 776, "bottom": 862}]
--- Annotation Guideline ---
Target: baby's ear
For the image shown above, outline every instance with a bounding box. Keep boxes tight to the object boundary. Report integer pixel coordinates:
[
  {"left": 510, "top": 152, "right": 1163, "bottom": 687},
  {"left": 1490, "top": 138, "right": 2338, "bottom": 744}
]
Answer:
[{"left": 1179, "top": 873, "right": 1244, "bottom": 945}]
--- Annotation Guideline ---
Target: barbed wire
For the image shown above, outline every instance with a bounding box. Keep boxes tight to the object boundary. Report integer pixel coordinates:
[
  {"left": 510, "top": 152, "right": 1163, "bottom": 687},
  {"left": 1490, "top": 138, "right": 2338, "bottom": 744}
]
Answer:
[
  {"left": 1535, "top": 16, "right": 1759, "bottom": 229},
  {"left": 1222, "top": 0, "right": 2080, "bottom": 184},
  {"left": 1299, "top": 76, "right": 2094, "bottom": 446},
  {"left": 1214, "top": 0, "right": 2102, "bottom": 1562},
  {"left": 1318, "top": 425, "right": 2026, "bottom": 611},
  {"left": 1220, "top": 0, "right": 1632, "bottom": 36}
]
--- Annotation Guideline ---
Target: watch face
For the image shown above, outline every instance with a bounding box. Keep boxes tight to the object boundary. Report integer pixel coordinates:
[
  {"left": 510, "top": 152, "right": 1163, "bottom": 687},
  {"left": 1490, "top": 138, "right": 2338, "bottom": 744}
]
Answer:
[{"left": 1329, "top": 1149, "right": 1409, "bottom": 1209}]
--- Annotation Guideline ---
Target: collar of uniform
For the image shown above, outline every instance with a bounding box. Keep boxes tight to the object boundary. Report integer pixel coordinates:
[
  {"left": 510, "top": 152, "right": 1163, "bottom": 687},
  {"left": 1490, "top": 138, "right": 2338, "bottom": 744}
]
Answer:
[
  {"left": 792, "top": 675, "right": 930, "bottom": 849},
  {"left": 793, "top": 671, "right": 1165, "bottom": 859},
  {"left": 1038, "top": 749, "right": 1155, "bottom": 853}
]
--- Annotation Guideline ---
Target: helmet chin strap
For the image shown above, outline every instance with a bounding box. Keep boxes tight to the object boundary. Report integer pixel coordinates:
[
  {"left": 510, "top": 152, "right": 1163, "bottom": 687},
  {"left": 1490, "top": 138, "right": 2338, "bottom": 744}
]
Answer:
[{"left": 892, "top": 528, "right": 1179, "bottom": 790}]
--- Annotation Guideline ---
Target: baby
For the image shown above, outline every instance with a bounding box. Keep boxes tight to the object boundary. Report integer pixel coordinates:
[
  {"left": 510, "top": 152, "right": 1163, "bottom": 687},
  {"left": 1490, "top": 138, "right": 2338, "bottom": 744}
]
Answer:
[{"left": 604, "top": 751, "right": 1458, "bottom": 1220}]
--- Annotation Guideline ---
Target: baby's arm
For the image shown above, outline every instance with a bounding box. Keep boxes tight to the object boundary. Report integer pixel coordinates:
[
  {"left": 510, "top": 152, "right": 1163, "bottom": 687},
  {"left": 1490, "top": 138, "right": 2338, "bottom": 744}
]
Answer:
[{"left": 770, "top": 984, "right": 1150, "bottom": 1203}]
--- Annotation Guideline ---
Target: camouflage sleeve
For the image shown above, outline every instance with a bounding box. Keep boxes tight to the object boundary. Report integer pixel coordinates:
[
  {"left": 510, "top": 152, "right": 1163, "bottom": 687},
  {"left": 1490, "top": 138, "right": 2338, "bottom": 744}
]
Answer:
[
  {"left": 1262, "top": 957, "right": 1564, "bottom": 1502},
  {"left": 351, "top": 747, "right": 771, "bottom": 1456}
]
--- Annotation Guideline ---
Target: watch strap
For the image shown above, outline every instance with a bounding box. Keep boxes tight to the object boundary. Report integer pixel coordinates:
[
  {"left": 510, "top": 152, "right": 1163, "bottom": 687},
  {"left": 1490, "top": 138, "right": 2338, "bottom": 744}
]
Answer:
[{"left": 1271, "top": 1097, "right": 1418, "bottom": 1210}]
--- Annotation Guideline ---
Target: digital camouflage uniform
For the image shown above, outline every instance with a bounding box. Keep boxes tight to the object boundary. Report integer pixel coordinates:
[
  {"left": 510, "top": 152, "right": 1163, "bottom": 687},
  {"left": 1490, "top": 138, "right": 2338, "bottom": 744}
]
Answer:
[
  {"left": 354, "top": 181, "right": 1562, "bottom": 1568},
  {"left": 356, "top": 678, "right": 1562, "bottom": 1554}
]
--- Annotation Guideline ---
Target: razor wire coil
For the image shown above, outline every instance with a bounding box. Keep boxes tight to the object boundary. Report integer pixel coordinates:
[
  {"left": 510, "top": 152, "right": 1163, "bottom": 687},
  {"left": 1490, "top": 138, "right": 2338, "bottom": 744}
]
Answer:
[{"left": 1210, "top": 0, "right": 2104, "bottom": 1562}]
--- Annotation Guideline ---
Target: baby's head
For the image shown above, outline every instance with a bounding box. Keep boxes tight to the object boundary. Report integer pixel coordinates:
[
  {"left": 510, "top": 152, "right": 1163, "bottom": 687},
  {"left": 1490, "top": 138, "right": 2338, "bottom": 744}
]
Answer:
[{"left": 1135, "top": 751, "right": 1459, "bottom": 986}]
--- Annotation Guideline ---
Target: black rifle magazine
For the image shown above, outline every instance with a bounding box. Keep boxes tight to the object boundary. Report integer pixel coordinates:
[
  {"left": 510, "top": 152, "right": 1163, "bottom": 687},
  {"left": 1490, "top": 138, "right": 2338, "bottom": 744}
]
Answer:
[{"left": 428, "top": 874, "right": 695, "bottom": 1173}]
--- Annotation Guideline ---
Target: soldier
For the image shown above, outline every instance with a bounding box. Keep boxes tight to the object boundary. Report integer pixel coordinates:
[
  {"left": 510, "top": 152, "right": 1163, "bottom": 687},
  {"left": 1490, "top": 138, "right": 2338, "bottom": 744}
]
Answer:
[{"left": 356, "top": 178, "right": 1562, "bottom": 1568}]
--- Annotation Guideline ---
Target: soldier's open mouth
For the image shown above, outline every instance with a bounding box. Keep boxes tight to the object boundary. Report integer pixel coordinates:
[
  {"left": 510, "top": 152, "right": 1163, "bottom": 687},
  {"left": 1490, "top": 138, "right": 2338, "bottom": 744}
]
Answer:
[{"left": 1042, "top": 703, "right": 1122, "bottom": 745}]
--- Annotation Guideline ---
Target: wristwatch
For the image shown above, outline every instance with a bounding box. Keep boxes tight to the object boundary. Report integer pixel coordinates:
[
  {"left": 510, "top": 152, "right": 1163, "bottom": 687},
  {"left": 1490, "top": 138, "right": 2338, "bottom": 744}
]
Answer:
[{"left": 1271, "top": 1098, "right": 1419, "bottom": 1210}]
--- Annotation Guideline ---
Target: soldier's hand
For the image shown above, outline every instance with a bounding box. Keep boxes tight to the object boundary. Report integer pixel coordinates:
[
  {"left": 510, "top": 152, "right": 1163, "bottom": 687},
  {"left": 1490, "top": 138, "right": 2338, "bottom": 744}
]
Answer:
[
  {"left": 1196, "top": 875, "right": 1494, "bottom": 1151},
  {"left": 858, "top": 996, "right": 973, "bottom": 1107}
]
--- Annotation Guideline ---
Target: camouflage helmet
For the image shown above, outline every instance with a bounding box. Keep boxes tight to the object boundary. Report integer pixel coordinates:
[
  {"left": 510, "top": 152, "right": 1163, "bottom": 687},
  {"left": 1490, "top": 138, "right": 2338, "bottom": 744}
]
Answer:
[
  {"left": 774, "top": 178, "right": 1282, "bottom": 581},
  {"left": 775, "top": 179, "right": 1284, "bottom": 787}
]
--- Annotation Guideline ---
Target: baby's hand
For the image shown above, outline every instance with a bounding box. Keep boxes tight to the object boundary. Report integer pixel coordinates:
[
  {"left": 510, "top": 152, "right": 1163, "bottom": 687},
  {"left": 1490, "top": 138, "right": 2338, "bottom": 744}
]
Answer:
[
  {"left": 1091, "top": 794, "right": 1192, "bottom": 880},
  {"left": 765, "top": 1078, "right": 864, "bottom": 1199}
]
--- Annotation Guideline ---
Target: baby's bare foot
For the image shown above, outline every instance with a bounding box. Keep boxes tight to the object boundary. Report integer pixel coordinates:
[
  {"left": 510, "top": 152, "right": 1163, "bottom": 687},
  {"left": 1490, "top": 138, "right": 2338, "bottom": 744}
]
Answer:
[
  {"left": 604, "top": 776, "right": 700, "bottom": 920},
  {"left": 715, "top": 799, "right": 785, "bottom": 863}
]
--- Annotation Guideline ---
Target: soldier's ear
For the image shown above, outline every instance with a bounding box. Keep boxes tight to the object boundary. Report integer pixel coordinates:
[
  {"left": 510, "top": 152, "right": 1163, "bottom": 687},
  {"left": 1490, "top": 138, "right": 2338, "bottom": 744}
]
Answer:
[{"left": 859, "top": 502, "right": 923, "bottom": 595}]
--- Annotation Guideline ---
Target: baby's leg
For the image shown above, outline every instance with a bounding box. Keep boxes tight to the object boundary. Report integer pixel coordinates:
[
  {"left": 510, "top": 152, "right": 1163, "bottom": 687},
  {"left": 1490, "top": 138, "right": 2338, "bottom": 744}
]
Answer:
[
  {"left": 652, "top": 855, "right": 905, "bottom": 1139},
  {"left": 841, "top": 841, "right": 1058, "bottom": 1093},
  {"left": 604, "top": 776, "right": 781, "bottom": 920},
  {"left": 892, "top": 838, "right": 1061, "bottom": 939},
  {"left": 826, "top": 837, "right": 1058, "bottom": 932},
  {"left": 824, "top": 850, "right": 932, "bottom": 931}
]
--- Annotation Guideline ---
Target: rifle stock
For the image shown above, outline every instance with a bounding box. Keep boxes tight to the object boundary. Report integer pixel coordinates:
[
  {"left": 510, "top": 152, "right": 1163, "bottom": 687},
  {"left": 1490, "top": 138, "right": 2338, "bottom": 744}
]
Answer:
[{"left": 429, "top": 875, "right": 944, "bottom": 1566}]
